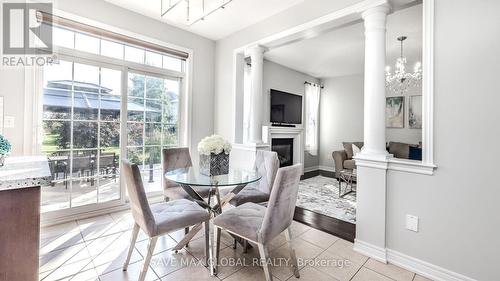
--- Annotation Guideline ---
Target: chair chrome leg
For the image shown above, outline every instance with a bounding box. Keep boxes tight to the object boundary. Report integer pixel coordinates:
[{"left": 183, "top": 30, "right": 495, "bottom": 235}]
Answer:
[
  {"left": 285, "top": 227, "right": 300, "bottom": 278},
  {"left": 213, "top": 226, "right": 221, "bottom": 276},
  {"left": 257, "top": 243, "right": 273, "bottom": 281},
  {"left": 185, "top": 227, "right": 190, "bottom": 247},
  {"left": 243, "top": 240, "right": 248, "bottom": 253},
  {"left": 139, "top": 237, "right": 157, "bottom": 281},
  {"left": 204, "top": 221, "right": 211, "bottom": 267},
  {"left": 123, "top": 223, "right": 139, "bottom": 271}
]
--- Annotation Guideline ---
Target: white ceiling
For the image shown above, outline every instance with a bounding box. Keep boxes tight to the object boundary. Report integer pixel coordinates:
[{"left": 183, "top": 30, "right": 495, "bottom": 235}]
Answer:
[
  {"left": 264, "top": 4, "right": 423, "bottom": 79},
  {"left": 104, "top": 0, "right": 305, "bottom": 40}
]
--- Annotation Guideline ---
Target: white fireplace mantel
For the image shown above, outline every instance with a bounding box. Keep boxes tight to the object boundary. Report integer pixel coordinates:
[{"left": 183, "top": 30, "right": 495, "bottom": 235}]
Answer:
[{"left": 263, "top": 126, "right": 304, "bottom": 173}]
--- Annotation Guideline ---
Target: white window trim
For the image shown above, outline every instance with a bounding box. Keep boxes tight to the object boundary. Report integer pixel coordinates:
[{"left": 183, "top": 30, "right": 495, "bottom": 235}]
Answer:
[
  {"left": 387, "top": 0, "right": 436, "bottom": 175},
  {"left": 24, "top": 9, "right": 193, "bottom": 221},
  {"left": 24, "top": 8, "right": 193, "bottom": 153}
]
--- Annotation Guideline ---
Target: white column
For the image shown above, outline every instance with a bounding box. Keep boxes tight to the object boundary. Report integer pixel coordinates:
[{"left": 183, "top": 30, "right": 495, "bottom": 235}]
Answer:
[
  {"left": 353, "top": 4, "right": 391, "bottom": 264},
  {"left": 360, "top": 5, "right": 390, "bottom": 158},
  {"left": 246, "top": 45, "right": 266, "bottom": 144}
]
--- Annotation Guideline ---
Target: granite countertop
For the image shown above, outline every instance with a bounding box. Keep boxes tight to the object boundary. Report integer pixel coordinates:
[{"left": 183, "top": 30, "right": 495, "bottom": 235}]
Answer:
[{"left": 0, "top": 156, "right": 51, "bottom": 191}]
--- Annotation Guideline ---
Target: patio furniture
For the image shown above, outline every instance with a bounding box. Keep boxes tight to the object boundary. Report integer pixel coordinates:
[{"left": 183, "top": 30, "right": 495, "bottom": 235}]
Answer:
[
  {"left": 99, "top": 152, "right": 117, "bottom": 181},
  {"left": 212, "top": 164, "right": 302, "bottom": 280},
  {"left": 121, "top": 160, "right": 211, "bottom": 281},
  {"left": 47, "top": 153, "right": 69, "bottom": 188}
]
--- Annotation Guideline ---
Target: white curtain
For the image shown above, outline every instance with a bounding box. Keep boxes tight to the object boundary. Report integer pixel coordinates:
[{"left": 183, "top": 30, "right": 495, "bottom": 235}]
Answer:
[
  {"left": 305, "top": 83, "right": 320, "bottom": 156},
  {"left": 242, "top": 63, "right": 252, "bottom": 143}
]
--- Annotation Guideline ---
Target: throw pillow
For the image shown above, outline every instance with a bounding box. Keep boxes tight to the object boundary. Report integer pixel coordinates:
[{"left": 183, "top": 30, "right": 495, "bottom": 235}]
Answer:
[
  {"left": 408, "top": 146, "right": 422, "bottom": 161},
  {"left": 352, "top": 144, "right": 361, "bottom": 157},
  {"left": 343, "top": 142, "right": 354, "bottom": 159}
]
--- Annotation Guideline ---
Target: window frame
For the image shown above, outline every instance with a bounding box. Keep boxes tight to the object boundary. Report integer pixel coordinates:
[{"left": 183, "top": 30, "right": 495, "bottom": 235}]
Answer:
[{"left": 25, "top": 10, "right": 193, "bottom": 221}]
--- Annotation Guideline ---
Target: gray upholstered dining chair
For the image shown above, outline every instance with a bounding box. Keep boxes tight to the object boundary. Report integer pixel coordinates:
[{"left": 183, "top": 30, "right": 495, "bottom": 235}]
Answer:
[
  {"left": 222, "top": 150, "right": 279, "bottom": 250},
  {"left": 213, "top": 164, "right": 303, "bottom": 281},
  {"left": 162, "top": 147, "right": 213, "bottom": 201},
  {"left": 227, "top": 150, "right": 280, "bottom": 207},
  {"left": 121, "top": 160, "right": 211, "bottom": 281}
]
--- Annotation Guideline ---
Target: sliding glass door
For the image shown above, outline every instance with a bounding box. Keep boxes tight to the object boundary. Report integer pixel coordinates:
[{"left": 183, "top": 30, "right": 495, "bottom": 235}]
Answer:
[
  {"left": 39, "top": 24, "right": 187, "bottom": 216},
  {"left": 41, "top": 59, "right": 182, "bottom": 214},
  {"left": 41, "top": 59, "right": 123, "bottom": 212},
  {"left": 126, "top": 72, "right": 180, "bottom": 193}
]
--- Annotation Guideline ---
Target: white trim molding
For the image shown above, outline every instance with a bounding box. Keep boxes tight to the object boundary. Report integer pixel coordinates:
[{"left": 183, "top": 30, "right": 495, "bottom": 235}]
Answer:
[
  {"left": 262, "top": 126, "right": 305, "bottom": 173},
  {"left": 388, "top": 158, "right": 437, "bottom": 175},
  {"left": 387, "top": 249, "right": 478, "bottom": 281},
  {"left": 354, "top": 239, "right": 387, "bottom": 263},
  {"left": 422, "top": 0, "right": 435, "bottom": 166},
  {"left": 355, "top": 155, "right": 390, "bottom": 170}
]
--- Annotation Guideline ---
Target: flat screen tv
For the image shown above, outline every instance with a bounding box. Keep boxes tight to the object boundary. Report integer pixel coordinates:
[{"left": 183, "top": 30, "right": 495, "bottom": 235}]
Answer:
[{"left": 270, "top": 89, "right": 302, "bottom": 125}]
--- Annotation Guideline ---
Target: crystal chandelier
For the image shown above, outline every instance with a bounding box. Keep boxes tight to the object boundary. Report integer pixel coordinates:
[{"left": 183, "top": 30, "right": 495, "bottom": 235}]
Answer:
[
  {"left": 385, "top": 36, "right": 422, "bottom": 95},
  {"left": 161, "top": 0, "right": 233, "bottom": 26}
]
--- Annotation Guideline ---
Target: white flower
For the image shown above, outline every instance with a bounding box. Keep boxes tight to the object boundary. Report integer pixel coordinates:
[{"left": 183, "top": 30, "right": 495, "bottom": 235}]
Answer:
[{"left": 198, "top": 135, "right": 232, "bottom": 156}]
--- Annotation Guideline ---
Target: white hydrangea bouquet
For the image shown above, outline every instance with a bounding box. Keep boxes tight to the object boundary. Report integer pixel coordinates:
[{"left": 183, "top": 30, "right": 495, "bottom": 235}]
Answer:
[{"left": 198, "top": 135, "right": 231, "bottom": 176}]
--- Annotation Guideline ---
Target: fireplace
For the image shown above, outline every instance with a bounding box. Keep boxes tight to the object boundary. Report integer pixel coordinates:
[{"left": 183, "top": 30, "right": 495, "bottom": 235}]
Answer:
[{"left": 271, "top": 138, "right": 294, "bottom": 167}]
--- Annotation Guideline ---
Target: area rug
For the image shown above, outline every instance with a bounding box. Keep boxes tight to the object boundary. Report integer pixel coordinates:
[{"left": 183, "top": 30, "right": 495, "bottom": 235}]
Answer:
[{"left": 297, "top": 175, "right": 356, "bottom": 224}]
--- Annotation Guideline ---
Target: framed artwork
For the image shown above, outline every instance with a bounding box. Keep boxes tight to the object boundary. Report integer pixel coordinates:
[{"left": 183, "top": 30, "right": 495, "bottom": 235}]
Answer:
[
  {"left": 386, "top": 96, "right": 404, "bottom": 128},
  {"left": 409, "top": 95, "right": 422, "bottom": 129}
]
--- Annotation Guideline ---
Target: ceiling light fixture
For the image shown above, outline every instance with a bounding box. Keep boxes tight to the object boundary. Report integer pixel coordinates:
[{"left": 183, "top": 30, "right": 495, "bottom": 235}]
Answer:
[
  {"left": 385, "top": 36, "right": 422, "bottom": 95},
  {"left": 161, "top": 0, "right": 233, "bottom": 26}
]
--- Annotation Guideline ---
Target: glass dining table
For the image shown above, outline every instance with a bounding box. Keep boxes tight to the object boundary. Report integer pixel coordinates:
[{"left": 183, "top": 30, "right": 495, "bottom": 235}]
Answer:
[{"left": 165, "top": 167, "right": 261, "bottom": 252}]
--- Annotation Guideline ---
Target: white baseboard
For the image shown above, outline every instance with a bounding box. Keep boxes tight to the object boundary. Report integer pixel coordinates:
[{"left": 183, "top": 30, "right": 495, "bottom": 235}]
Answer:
[
  {"left": 353, "top": 241, "right": 477, "bottom": 281},
  {"left": 386, "top": 249, "right": 478, "bottom": 281},
  {"left": 41, "top": 204, "right": 130, "bottom": 227},
  {"left": 353, "top": 239, "right": 387, "bottom": 263},
  {"left": 40, "top": 196, "right": 164, "bottom": 227}
]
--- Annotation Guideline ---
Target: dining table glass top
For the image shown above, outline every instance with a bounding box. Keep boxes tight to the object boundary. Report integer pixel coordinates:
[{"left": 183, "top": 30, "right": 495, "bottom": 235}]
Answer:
[{"left": 165, "top": 167, "right": 261, "bottom": 187}]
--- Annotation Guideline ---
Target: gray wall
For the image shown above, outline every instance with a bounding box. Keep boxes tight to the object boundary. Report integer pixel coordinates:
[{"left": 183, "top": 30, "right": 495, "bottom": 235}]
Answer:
[
  {"left": 214, "top": 0, "right": 366, "bottom": 142},
  {"left": 386, "top": 1, "right": 500, "bottom": 280},
  {"left": 0, "top": 0, "right": 215, "bottom": 164},
  {"left": 386, "top": 83, "right": 422, "bottom": 145},
  {"left": 263, "top": 60, "right": 320, "bottom": 169},
  {"left": 217, "top": 1, "right": 500, "bottom": 280},
  {"left": 319, "top": 74, "right": 364, "bottom": 169}
]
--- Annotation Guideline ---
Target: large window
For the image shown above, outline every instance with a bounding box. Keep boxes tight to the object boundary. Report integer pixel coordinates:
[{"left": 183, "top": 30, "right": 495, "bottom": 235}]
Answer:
[
  {"left": 41, "top": 60, "right": 122, "bottom": 212},
  {"left": 126, "top": 72, "right": 180, "bottom": 193},
  {"left": 40, "top": 21, "right": 187, "bottom": 214}
]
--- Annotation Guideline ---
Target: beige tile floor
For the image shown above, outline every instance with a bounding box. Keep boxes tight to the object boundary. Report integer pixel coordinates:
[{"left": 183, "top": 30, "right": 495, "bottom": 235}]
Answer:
[{"left": 40, "top": 210, "right": 433, "bottom": 281}]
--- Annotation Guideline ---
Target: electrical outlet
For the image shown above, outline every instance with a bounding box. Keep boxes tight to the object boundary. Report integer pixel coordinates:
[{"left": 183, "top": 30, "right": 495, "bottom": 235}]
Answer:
[{"left": 406, "top": 214, "right": 419, "bottom": 232}]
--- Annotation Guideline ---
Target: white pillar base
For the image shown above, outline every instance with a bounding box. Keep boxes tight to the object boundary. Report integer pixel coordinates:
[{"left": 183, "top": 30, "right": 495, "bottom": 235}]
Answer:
[{"left": 354, "top": 156, "right": 389, "bottom": 262}]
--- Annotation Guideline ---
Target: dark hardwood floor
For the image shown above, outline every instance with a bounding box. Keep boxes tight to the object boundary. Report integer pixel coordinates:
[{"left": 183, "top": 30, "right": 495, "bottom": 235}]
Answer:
[
  {"left": 294, "top": 207, "right": 355, "bottom": 242},
  {"left": 296, "top": 169, "right": 356, "bottom": 242}
]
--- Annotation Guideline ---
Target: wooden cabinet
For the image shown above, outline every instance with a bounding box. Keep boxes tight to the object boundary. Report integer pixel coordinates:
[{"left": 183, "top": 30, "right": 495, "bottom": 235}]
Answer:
[
  {"left": 0, "top": 156, "right": 50, "bottom": 281},
  {"left": 0, "top": 187, "right": 41, "bottom": 281}
]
